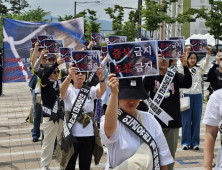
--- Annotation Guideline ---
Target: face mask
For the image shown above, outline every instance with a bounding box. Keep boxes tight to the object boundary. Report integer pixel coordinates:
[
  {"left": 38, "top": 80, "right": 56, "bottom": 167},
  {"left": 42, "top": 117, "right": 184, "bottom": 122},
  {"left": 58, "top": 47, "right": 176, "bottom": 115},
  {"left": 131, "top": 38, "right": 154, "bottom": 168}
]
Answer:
[{"left": 220, "top": 61, "right": 222, "bottom": 68}]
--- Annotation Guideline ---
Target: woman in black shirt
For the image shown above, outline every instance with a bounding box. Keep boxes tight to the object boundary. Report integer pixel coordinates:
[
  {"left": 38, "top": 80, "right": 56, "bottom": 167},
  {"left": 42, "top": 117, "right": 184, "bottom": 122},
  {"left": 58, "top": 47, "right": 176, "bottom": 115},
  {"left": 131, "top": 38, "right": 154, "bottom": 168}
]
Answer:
[
  {"left": 40, "top": 57, "right": 64, "bottom": 170},
  {"left": 207, "top": 52, "right": 222, "bottom": 94}
]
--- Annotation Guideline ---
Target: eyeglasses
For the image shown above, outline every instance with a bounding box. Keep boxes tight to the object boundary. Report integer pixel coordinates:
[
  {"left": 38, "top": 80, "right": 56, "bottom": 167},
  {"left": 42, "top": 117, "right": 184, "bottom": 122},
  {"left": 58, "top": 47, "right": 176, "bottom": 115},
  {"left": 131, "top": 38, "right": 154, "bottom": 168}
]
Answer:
[
  {"left": 53, "top": 70, "right": 60, "bottom": 74},
  {"left": 75, "top": 72, "right": 86, "bottom": 75}
]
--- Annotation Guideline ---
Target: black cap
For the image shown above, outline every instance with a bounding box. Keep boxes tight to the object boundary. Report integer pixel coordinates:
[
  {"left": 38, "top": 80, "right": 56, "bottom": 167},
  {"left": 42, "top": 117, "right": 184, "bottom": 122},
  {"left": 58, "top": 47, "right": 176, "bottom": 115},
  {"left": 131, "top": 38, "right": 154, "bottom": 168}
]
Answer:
[{"left": 118, "top": 77, "right": 148, "bottom": 100}]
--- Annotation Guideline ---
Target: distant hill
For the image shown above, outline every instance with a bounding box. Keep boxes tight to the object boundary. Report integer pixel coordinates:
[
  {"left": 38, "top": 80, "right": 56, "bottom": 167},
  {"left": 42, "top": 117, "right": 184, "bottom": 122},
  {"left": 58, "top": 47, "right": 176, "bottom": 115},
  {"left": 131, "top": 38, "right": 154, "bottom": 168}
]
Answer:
[{"left": 96, "top": 20, "right": 112, "bottom": 30}]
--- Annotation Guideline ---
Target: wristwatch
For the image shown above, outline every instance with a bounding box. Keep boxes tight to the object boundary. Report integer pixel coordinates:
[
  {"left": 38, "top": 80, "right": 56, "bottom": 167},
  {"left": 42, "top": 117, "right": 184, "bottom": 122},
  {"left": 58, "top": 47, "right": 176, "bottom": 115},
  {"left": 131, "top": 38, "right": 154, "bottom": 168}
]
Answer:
[{"left": 99, "top": 78, "right": 105, "bottom": 82}]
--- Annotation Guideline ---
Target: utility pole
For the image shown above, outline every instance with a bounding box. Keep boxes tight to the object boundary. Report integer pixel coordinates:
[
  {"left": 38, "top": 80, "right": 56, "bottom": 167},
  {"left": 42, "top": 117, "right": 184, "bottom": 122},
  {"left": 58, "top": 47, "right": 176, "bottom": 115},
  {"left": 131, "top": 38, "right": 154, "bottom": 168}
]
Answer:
[
  {"left": 137, "top": 0, "right": 142, "bottom": 39},
  {"left": 74, "top": 1, "right": 77, "bottom": 18}
]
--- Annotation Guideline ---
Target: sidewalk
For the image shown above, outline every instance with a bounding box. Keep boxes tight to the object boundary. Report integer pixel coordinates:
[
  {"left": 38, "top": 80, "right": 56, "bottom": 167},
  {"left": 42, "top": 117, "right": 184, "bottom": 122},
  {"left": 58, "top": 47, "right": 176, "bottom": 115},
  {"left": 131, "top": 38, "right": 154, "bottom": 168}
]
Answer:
[{"left": 0, "top": 82, "right": 220, "bottom": 170}]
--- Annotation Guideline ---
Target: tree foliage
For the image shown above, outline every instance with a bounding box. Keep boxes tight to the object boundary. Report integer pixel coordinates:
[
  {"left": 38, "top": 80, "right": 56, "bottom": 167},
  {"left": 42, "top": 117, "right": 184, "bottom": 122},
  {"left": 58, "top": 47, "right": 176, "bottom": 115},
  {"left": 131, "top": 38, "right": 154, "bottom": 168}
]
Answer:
[
  {"left": 104, "top": 5, "right": 124, "bottom": 35},
  {"left": 0, "top": 2, "right": 8, "bottom": 16},
  {"left": 141, "top": 0, "right": 176, "bottom": 38},
  {"left": 178, "top": 0, "right": 222, "bottom": 49},
  {"left": 122, "top": 10, "right": 139, "bottom": 41},
  {"left": 104, "top": 5, "right": 139, "bottom": 41},
  {"left": 58, "top": 9, "right": 101, "bottom": 41},
  {"left": 6, "top": 0, "right": 29, "bottom": 14}
]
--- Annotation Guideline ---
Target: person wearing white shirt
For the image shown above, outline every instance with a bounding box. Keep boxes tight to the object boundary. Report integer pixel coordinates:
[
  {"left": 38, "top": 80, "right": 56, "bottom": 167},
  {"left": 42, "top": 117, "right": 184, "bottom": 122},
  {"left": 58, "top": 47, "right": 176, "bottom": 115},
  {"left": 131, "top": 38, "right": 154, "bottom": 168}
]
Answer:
[
  {"left": 203, "top": 89, "right": 222, "bottom": 170},
  {"left": 100, "top": 74, "right": 173, "bottom": 170},
  {"left": 60, "top": 63, "right": 106, "bottom": 170},
  {"left": 178, "top": 46, "right": 211, "bottom": 150}
]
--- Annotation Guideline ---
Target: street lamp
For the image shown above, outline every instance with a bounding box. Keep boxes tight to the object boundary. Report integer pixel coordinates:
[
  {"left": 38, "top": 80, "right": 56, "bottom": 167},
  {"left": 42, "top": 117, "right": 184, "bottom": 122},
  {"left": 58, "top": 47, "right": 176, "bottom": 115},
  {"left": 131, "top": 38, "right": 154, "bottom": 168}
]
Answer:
[{"left": 74, "top": 1, "right": 100, "bottom": 17}]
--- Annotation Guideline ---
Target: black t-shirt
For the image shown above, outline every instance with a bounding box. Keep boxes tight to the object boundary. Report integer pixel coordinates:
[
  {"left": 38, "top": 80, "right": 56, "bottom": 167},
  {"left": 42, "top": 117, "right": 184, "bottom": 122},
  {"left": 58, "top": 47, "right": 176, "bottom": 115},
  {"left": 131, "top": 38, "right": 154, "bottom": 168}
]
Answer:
[
  {"left": 143, "top": 66, "right": 192, "bottom": 128},
  {"left": 40, "top": 62, "right": 60, "bottom": 117},
  {"left": 207, "top": 64, "right": 222, "bottom": 91},
  {"left": 41, "top": 80, "right": 60, "bottom": 117}
]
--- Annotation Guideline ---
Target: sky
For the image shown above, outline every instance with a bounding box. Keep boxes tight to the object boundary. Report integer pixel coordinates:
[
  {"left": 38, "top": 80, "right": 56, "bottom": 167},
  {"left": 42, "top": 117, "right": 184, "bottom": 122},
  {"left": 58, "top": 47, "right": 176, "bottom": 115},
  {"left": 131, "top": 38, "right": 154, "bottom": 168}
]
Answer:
[{"left": 3, "top": 0, "right": 139, "bottom": 21}]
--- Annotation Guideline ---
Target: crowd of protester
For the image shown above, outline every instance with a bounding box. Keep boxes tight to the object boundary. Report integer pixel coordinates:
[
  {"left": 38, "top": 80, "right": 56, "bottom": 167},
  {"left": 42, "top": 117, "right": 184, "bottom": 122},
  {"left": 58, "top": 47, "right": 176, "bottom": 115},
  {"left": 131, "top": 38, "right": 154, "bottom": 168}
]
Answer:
[{"left": 25, "top": 39, "right": 222, "bottom": 170}]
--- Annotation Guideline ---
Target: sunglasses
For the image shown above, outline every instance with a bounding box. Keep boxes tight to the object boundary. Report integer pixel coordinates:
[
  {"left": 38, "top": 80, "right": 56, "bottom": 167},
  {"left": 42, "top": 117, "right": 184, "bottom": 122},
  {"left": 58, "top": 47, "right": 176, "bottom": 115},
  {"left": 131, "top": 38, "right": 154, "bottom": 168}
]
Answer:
[
  {"left": 75, "top": 72, "right": 86, "bottom": 75},
  {"left": 159, "top": 57, "right": 170, "bottom": 62},
  {"left": 53, "top": 70, "right": 60, "bottom": 74}
]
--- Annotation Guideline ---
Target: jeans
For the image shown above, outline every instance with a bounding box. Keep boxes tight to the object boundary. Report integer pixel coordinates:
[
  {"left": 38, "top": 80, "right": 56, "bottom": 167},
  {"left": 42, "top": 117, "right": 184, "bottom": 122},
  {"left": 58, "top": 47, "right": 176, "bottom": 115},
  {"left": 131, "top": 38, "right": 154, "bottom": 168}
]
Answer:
[
  {"left": 181, "top": 93, "right": 202, "bottom": 147},
  {"left": 31, "top": 89, "right": 42, "bottom": 140}
]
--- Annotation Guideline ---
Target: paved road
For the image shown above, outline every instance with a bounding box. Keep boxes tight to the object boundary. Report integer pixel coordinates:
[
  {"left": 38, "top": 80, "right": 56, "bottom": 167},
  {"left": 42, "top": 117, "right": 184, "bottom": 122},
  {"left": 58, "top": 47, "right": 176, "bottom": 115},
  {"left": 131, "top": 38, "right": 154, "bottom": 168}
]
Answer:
[{"left": 0, "top": 82, "right": 220, "bottom": 170}]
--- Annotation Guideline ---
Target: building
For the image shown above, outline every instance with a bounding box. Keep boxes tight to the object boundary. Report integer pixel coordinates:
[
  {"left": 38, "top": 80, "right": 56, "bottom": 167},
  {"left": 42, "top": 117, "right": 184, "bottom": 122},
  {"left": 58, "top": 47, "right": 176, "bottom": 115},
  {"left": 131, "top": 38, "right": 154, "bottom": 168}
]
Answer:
[{"left": 153, "top": 0, "right": 211, "bottom": 40}]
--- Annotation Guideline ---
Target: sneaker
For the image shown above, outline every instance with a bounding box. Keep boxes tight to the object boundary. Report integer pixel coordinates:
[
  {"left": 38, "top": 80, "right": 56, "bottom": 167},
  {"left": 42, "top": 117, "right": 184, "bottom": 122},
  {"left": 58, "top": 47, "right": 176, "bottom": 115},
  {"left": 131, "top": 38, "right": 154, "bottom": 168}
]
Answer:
[
  {"left": 41, "top": 166, "right": 50, "bottom": 170},
  {"left": 32, "top": 138, "right": 39, "bottom": 142},
  {"left": 193, "top": 145, "right": 199, "bottom": 150},
  {"left": 182, "top": 145, "right": 189, "bottom": 150}
]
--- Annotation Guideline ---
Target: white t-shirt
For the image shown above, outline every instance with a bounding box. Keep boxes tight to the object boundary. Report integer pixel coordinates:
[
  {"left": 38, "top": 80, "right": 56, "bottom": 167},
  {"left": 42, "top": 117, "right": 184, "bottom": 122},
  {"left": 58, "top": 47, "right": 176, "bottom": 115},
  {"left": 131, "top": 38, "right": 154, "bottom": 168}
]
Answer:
[
  {"left": 203, "top": 89, "right": 222, "bottom": 126},
  {"left": 203, "top": 89, "right": 222, "bottom": 169},
  {"left": 64, "top": 85, "right": 98, "bottom": 137},
  {"left": 100, "top": 110, "right": 174, "bottom": 170}
]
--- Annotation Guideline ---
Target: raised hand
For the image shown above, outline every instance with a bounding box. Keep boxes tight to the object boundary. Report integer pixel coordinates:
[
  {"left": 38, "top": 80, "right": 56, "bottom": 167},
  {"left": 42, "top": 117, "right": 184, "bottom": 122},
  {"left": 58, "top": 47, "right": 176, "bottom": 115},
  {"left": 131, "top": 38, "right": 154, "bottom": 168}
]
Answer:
[{"left": 107, "top": 74, "right": 119, "bottom": 95}]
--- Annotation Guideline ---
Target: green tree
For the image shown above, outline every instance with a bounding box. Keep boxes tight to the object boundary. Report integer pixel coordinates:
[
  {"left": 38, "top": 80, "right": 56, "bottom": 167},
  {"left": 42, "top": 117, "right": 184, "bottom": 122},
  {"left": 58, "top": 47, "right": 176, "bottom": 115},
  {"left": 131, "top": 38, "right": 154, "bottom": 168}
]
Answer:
[
  {"left": 6, "top": 0, "right": 29, "bottom": 14},
  {"left": 104, "top": 5, "right": 124, "bottom": 35},
  {"left": 141, "top": 0, "right": 175, "bottom": 38},
  {"left": 0, "top": 2, "right": 8, "bottom": 16},
  {"left": 21, "top": 7, "right": 50, "bottom": 22},
  {"left": 178, "top": 0, "right": 222, "bottom": 51},
  {"left": 86, "top": 9, "right": 101, "bottom": 41},
  {"left": 59, "top": 10, "right": 101, "bottom": 42},
  {"left": 58, "top": 15, "right": 74, "bottom": 21},
  {"left": 122, "top": 10, "right": 139, "bottom": 41}
]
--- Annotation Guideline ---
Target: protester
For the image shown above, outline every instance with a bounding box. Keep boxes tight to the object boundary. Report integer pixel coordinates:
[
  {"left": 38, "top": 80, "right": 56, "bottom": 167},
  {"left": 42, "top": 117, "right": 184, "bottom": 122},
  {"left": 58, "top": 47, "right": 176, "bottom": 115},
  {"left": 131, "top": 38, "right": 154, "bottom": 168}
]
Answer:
[
  {"left": 100, "top": 75, "right": 174, "bottom": 170},
  {"left": 202, "top": 88, "right": 222, "bottom": 170},
  {"left": 40, "top": 57, "right": 64, "bottom": 170},
  {"left": 59, "top": 63, "right": 106, "bottom": 170},
  {"left": 34, "top": 52, "right": 68, "bottom": 80},
  {"left": 207, "top": 52, "right": 222, "bottom": 94},
  {"left": 179, "top": 46, "right": 211, "bottom": 150},
  {"left": 29, "top": 43, "right": 44, "bottom": 142},
  {"left": 143, "top": 52, "right": 192, "bottom": 170},
  {"left": 100, "top": 56, "right": 110, "bottom": 113}
]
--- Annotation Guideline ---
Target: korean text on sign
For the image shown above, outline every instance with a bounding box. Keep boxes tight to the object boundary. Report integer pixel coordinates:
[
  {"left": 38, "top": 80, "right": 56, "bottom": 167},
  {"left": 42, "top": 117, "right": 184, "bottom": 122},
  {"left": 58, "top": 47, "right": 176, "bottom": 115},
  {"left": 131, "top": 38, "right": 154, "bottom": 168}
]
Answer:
[
  {"left": 72, "top": 50, "right": 100, "bottom": 72},
  {"left": 108, "top": 41, "right": 159, "bottom": 78}
]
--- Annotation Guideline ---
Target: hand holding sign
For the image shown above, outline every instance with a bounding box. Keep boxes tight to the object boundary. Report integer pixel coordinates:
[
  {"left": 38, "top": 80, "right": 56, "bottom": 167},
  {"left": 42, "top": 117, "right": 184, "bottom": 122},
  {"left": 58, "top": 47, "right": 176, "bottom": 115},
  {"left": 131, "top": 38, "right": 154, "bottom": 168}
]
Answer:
[
  {"left": 180, "top": 52, "right": 187, "bottom": 66},
  {"left": 216, "top": 52, "right": 221, "bottom": 65},
  {"left": 206, "top": 46, "right": 211, "bottom": 54},
  {"left": 68, "top": 63, "right": 78, "bottom": 78},
  {"left": 107, "top": 74, "right": 119, "bottom": 95},
  {"left": 96, "top": 65, "right": 104, "bottom": 81},
  {"left": 57, "top": 57, "right": 65, "bottom": 65}
]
